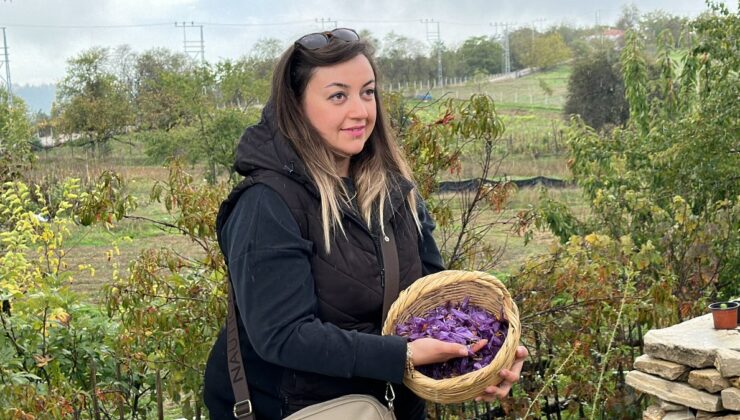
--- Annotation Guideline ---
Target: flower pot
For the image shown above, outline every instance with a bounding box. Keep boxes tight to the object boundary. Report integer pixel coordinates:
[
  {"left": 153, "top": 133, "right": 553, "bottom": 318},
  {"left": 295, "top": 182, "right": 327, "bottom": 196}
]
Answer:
[
  {"left": 709, "top": 302, "right": 739, "bottom": 330},
  {"left": 733, "top": 300, "right": 740, "bottom": 323}
]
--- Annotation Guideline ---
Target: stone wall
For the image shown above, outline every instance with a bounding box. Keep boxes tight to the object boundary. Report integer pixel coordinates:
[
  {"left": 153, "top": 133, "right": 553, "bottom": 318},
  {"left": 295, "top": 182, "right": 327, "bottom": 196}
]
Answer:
[{"left": 626, "top": 314, "right": 740, "bottom": 419}]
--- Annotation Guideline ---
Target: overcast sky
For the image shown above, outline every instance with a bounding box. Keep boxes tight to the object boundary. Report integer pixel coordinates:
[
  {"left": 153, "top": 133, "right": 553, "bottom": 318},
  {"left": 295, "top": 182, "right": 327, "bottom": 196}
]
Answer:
[{"left": 0, "top": 0, "right": 729, "bottom": 86}]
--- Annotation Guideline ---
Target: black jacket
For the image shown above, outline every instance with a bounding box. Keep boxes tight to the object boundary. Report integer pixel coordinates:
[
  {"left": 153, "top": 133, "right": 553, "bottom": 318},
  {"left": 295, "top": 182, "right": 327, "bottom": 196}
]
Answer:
[{"left": 203, "top": 103, "right": 445, "bottom": 419}]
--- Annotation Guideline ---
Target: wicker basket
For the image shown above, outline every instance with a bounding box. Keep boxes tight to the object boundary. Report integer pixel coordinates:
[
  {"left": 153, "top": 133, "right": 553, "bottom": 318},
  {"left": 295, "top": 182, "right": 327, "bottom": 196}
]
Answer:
[{"left": 382, "top": 270, "right": 521, "bottom": 404}]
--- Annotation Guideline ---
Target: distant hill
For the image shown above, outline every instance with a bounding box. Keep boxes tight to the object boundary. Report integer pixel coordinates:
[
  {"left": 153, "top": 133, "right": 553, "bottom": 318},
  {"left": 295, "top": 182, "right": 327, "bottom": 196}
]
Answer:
[{"left": 15, "top": 84, "right": 56, "bottom": 114}]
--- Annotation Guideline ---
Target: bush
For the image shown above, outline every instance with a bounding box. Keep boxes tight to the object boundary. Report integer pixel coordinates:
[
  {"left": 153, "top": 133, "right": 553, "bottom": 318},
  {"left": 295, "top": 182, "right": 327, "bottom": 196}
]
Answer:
[{"left": 564, "top": 50, "right": 629, "bottom": 131}]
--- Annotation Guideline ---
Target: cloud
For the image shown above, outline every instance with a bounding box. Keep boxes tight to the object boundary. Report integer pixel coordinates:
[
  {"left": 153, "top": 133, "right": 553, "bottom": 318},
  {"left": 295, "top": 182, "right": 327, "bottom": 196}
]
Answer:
[{"left": 0, "top": 0, "right": 722, "bottom": 86}]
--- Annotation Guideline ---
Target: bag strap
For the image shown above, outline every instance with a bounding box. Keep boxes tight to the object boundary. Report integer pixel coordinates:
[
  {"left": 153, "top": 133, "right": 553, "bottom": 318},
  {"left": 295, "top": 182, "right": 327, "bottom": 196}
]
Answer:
[
  {"left": 380, "top": 220, "right": 400, "bottom": 412},
  {"left": 227, "top": 219, "right": 400, "bottom": 418},
  {"left": 380, "top": 219, "right": 400, "bottom": 325},
  {"left": 227, "top": 279, "right": 254, "bottom": 419}
]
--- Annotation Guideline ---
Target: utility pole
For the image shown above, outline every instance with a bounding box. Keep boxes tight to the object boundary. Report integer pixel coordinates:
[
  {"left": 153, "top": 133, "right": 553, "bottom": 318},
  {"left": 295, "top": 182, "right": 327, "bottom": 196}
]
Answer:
[
  {"left": 595, "top": 10, "right": 604, "bottom": 45},
  {"left": 1, "top": 27, "right": 12, "bottom": 104},
  {"left": 315, "top": 18, "right": 337, "bottom": 31},
  {"left": 421, "top": 19, "right": 443, "bottom": 87},
  {"left": 491, "top": 22, "right": 512, "bottom": 74},
  {"left": 174, "top": 21, "right": 205, "bottom": 65},
  {"left": 530, "top": 19, "right": 546, "bottom": 67}
]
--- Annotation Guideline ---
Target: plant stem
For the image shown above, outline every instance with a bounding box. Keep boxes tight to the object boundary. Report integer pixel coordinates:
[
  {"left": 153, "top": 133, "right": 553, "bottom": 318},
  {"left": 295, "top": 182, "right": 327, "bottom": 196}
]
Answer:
[
  {"left": 590, "top": 273, "right": 631, "bottom": 419},
  {"left": 524, "top": 342, "right": 579, "bottom": 419}
]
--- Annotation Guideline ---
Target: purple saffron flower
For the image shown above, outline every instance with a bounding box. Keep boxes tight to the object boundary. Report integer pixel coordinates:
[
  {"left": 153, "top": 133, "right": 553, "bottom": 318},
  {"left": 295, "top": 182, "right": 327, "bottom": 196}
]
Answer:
[{"left": 395, "top": 297, "right": 509, "bottom": 379}]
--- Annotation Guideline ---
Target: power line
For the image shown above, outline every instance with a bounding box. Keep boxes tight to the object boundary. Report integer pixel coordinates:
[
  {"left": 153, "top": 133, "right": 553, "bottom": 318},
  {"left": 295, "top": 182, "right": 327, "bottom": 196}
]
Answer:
[
  {"left": 0, "top": 22, "right": 172, "bottom": 29},
  {"left": 192, "top": 20, "right": 314, "bottom": 27}
]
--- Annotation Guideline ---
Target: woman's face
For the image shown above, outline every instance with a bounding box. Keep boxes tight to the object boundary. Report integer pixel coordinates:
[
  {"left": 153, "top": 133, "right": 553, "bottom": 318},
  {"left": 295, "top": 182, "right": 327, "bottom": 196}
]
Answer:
[{"left": 302, "top": 54, "right": 377, "bottom": 173}]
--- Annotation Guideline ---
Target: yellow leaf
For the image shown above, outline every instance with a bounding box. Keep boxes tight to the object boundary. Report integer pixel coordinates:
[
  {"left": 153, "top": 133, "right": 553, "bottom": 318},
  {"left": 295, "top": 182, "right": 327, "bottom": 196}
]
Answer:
[{"left": 584, "top": 233, "right": 599, "bottom": 245}]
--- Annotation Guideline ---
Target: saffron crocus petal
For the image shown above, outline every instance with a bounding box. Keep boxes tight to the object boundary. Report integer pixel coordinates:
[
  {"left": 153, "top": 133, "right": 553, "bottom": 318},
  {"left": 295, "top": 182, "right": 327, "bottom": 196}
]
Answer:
[{"left": 395, "top": 297, "right": 509, "bottom": 379}]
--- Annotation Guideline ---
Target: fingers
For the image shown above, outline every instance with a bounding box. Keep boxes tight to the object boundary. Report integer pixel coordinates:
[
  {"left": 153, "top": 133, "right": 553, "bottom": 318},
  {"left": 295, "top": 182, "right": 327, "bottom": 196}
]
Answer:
[
  {"left": 507, "top": 347, "right": 527, "bottom": 379},
  {"left": 515, "top": 345, "right": 529, "bottom": 360},
  {"left": 499, "top": 368, "right": 520, "bottom": 383},
  {"left": 474, "top": 375, "right": 513, "bottom": 402},
  {"left": 475, "top": 384, "right": 508, "bottom": 402},
  {"left": 473, "top": 349, "right": 528, "bottom": 403},
  {"left": 467, "top": 339, "right": 488, "bottom": 355}
]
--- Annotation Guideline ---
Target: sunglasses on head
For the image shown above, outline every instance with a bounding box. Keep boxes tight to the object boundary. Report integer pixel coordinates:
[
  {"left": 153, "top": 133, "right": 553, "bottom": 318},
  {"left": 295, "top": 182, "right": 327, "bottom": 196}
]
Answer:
[{"left": 295, "top": 28, "right": 360, "bottom": 50}]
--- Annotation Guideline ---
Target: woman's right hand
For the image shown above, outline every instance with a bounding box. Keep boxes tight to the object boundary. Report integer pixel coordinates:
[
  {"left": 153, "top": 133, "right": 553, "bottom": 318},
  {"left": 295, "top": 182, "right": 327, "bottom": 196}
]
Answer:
[{"left": 408, "top": 338, "right": 488, "bottom": 366}]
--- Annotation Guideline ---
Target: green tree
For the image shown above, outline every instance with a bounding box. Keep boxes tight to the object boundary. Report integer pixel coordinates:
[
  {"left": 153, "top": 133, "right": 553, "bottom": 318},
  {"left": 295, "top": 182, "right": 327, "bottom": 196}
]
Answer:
[
  {"left": 357, "top": 29, "right": 381, "bottom": 52},
  {"left": 134, "top": 48, "right": 190, "bottom": 130},
  {"left": 564, "top": 49, "right": 629, "bottom": 130},
  {"left": 137, "top": 62, "right": 262, "bottom": 183},
  {"left": 616, "top": 3, "right": 641, "bottom": 30},
  {"left": 203, "top": 107, "right": 259, "bottom": 181},
  {"left": 377, "top": 32, "right": 428, "bottom": 83},
  {"left": 249, "top": 37, "right": 283, "bottom": 79},
  {"left": 639, "top": 10, "right": 690, "bottom": 49},
  {"left": 54, "top": 47, "right": 134, "bottom": 159},
  {"left": 0, "top": 90, "right": 34, "bottom": 182},
  {"left": 508, "top": 27, "right": 537, "bottom": 70},
  {"left": 457, "top": 36, "right": 504, "bottom": 76},
  {"left": 216, "top": 58, "right": 271, "bottom": 111},
  {"left": 531, "top": 33, "right": 571, "bottom": 69}
]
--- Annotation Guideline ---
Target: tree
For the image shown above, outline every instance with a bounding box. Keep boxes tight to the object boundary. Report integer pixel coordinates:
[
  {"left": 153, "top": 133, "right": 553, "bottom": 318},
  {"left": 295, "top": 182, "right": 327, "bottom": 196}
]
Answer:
[
  {"left": 0, "top": 90, "right": 34, "bottom": 182},
  {"left": 564, "top": 49, "right": 629, "bottom": 130},
  {"left": 137, "top": 62, "right": 263, "bottom": 183},
  {"left": 134, "top": 48, "right": 190, "bottom": 130},
  {"left": 376, "top": 32, "right": 428, "bottom": 83},
  {"left": 216, "top": 58, "right": 270, "bottom": 111},
  {"left": 250, "top": 37, "right": 283, "bottom": 62},
  {"left": 54, "top": 47, "right": 133, "bottom": 158},
  {"left": 639, "top": 10, "right": 689, "bottom": 49},
  {"left": 357, "top": 29, "right": 381, "bottom": 52},
  {"left": 203, "top": 108, "right": 258, "bottom": 181},
  {"left": 547, "top": 23, "right": 591, "bottom": 48},
  {"left": 110, "top": 44, "right": 138, "bottom": 104},
  {"left": 249, "top": 37, "right": 283, "bottom": 78},
  {"left": 508, "top": 27, "right": 537, "bottom": 70},
  {"left": 616, "top": 3, "right": 641, "bottom": 30},
  {"left": 457, "top": 36, "right": 503, "bottom": 76},
  {"left": 531, "top": 32, "right": 571, "bottom": 69}
]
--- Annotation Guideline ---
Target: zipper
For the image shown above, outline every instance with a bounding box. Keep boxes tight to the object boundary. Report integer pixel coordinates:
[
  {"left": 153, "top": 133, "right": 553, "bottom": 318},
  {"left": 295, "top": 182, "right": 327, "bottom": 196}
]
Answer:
[
  {"left": 344, "top": 209, "right": 387, "bottom": 288},
  {"left": 372, "top": 233, "right": 385, "bottom": 287}
]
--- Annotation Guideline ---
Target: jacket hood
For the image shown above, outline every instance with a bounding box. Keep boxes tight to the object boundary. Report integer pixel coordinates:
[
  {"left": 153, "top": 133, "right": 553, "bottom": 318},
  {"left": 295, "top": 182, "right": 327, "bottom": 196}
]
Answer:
[{"left": 233, "top": 101, "right": 318, "bottom": 195}]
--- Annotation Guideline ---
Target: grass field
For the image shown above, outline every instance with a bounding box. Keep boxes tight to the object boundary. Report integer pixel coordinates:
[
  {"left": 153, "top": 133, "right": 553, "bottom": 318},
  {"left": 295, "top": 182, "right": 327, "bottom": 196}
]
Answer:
[{"left": 413, "top": 64, "right": 571, "bottom": 113}]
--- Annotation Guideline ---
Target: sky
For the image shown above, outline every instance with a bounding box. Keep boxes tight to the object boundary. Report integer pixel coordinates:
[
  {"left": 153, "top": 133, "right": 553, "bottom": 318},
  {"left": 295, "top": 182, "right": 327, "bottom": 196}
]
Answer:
[{"left": 0, "top": 0, "right": 729, "bottom": 86}]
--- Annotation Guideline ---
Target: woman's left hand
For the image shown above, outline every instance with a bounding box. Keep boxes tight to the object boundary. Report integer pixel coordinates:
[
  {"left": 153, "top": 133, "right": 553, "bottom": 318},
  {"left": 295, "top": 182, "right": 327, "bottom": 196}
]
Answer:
[{"left": 474, "top": 345, "right": 529, "bottom": 402}]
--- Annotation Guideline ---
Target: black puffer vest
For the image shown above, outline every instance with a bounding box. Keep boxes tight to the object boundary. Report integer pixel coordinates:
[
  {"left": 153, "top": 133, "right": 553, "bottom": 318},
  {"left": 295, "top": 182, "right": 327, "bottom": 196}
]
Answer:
[{"left": 211, "top": 102, "right": 424, "bottom": 416}]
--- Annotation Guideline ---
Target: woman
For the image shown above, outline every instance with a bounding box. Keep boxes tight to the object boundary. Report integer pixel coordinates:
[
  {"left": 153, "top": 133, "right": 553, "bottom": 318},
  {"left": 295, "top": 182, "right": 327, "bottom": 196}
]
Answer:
[{"left": 203, "top": 28, "right": 527, "bottom": 419}]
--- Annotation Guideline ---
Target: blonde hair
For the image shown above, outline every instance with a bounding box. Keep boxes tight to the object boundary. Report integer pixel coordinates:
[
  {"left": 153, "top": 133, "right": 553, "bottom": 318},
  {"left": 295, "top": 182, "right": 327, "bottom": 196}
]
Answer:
[{"left": 272, "top": 36, "right": 420, "bottom": 252}]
